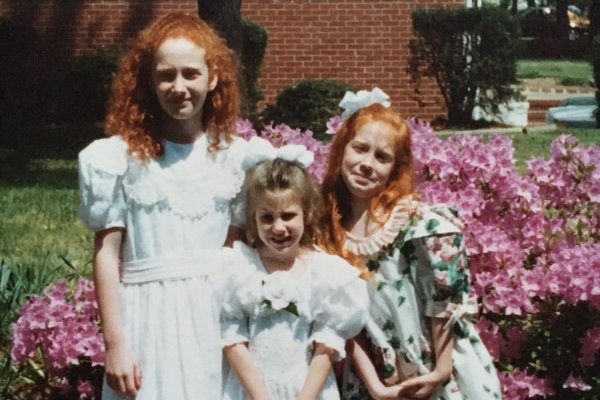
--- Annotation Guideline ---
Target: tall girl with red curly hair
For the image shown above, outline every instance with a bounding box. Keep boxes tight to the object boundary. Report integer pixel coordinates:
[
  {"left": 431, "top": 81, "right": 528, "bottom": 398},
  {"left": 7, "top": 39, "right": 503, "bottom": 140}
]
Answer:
[
  {"left": 317, "top": 89, "right": 501, "bottom": 400},
  {"left": 78, "top": 13, "right": 268, "bottom": 400}
]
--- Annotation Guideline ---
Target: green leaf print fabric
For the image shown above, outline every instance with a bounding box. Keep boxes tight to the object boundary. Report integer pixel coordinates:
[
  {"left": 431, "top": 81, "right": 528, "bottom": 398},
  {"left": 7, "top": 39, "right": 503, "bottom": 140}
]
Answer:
[{"left": 342, "top": 200, "right": 501, "bottom": 400}]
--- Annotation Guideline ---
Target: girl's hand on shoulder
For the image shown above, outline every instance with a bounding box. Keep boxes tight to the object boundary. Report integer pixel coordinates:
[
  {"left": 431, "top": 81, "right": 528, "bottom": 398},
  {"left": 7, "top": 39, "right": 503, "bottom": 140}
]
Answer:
[
  {"left": 104, "top": 342, "right": 142, "bottom": 398},
  {"left": 396, "top": 370, "right": 448, "bottom": 399}
]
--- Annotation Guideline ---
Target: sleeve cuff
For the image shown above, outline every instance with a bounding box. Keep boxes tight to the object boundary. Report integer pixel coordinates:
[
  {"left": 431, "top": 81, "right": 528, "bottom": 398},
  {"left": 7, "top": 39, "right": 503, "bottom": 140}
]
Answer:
[
  {"left": 310, "top": 326, "right": 347, "bottom": 361},
  {"left": 424, "top": 296, "right": 478, "bottom": 330},
  {"left": 221, "top": 319, "right": 250, "bottom": 348}
]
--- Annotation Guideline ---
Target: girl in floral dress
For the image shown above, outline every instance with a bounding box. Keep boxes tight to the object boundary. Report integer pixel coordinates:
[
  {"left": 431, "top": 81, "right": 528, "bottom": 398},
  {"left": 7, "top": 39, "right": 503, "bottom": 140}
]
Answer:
[
  {"left": 221, "top": 157, "right": 369, "bottom": 400},
  {"left": 317, "top": 89, "right": 501, "bottom": 400},
  {"left": 78, "top": 13, "right": 274, "bottom": 400}
]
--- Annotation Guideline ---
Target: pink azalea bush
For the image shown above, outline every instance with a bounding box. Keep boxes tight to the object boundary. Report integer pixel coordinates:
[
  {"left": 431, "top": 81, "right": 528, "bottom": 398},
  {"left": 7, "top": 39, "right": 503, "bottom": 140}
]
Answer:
[
  {"left": 11, "top": 278, "right": 103, "bottom": 399},
  {"left": 11, "top": 117, "right": 599, "bottom": 399},
  {"left": 408, "top": 118, "right": 600, "bottom": 399}
]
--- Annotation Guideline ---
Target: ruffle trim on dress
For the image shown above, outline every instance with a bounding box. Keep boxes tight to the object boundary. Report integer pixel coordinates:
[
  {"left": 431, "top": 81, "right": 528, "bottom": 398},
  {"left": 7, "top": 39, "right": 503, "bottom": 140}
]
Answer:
[
  {"left": 343, "top": 199, "right": 416, "bottom": 256},
  {"left": 221, "top": 319, "right": 250, "bottom": 348},
  {"left": 310, "top": 330, "right": 346, "bottom": 361},
  {"left": 122, "top": 161, "right": 245, "bottom": 219}
]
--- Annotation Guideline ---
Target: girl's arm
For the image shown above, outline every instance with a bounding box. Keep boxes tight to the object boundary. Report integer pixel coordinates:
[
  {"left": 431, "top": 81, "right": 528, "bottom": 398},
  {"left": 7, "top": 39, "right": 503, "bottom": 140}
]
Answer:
[
  {"left": 94, "top": 228, "right": 141, "bottom": 397},
  {"left": 349, "top": 339, "right": 404, "bottom": 400},
  {"left": 298, "top": 342, "right": 335, "bottom": 400},
  {"left": 224, "top": 343, "right": 271, "bottom": 400},
  {"left": 397, "top": 317, "right": 453, "bottom": 399}
]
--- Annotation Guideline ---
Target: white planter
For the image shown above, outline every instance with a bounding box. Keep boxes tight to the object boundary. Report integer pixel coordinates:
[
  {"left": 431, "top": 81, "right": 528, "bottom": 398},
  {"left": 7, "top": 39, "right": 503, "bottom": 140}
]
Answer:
[{"left": 472, "top": 101, "right": 530, "bottom": 127}]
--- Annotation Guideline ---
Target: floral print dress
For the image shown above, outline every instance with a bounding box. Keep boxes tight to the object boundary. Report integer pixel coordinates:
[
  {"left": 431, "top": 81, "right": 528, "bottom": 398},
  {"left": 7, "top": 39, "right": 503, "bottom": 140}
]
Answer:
[{"left": 342, "top": 198, "right": 501, "bottom": 400}]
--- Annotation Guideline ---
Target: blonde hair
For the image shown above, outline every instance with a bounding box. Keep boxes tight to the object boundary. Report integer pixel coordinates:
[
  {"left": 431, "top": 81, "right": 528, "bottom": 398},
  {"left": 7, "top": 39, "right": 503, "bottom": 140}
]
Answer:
[{"left": 244, "top": 159, "right": 322, "bottom": 247}]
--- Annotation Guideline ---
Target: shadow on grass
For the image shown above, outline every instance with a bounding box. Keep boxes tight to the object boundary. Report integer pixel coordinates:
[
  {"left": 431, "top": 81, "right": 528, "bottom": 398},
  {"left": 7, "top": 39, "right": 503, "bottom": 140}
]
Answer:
[{"left": 0, "top": 122, "right": 104, "bottom": 189}]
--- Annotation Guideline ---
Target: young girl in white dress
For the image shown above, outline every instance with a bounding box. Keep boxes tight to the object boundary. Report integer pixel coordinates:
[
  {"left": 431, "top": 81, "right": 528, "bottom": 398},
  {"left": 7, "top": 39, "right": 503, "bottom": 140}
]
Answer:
[
  {"left": 78, "top": 13, "right": 274, "bottom": 400},
  {"left": 221, "top": 157, "right": 369, "bottom": 400},
  {"left": 317, "top": 89, "right": 502, "bottom": 400}
]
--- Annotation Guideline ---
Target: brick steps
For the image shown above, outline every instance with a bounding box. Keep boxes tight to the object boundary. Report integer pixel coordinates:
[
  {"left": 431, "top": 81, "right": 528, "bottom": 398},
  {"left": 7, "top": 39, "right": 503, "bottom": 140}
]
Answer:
[{"left": 528, "top": 99, "right": 562, "bottom": 123}]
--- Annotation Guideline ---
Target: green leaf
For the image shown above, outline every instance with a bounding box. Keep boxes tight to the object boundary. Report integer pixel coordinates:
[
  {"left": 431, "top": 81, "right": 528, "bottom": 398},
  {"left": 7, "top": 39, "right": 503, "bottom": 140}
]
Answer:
[{"left": 284, "top": 302, "right": 299, "bottom": 317}]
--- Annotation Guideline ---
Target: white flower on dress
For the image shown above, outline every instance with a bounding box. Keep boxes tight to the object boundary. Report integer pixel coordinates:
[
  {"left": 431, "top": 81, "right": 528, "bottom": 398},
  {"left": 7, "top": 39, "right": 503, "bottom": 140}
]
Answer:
[{"left": 257, "top": 272, "right": 301, "bottom": 317}]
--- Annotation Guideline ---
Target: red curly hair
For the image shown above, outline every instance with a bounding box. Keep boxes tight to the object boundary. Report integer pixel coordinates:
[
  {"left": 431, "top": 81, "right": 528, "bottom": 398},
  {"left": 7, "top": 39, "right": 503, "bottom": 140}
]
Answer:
[
  {"left": 316, "top": 103, "right": 414, "bottom": 265},
  {"left": 105, "top": 13, "right": 240, "bottom": 159}
]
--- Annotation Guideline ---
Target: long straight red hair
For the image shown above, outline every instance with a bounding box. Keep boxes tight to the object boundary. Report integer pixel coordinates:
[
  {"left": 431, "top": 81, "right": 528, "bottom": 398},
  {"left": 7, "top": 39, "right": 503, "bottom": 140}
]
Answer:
[
  {"left": 105, "top": 13, "right": 240, "bottom": 159},
  {"left": 316, "top": 103, "right": 413, "bottom": 264}
]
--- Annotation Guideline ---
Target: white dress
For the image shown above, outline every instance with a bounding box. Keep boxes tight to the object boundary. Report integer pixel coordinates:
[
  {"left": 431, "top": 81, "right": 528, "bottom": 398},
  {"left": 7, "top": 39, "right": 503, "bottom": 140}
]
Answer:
[
  {"left": 221, "top": 242, "right": 369, "bottom": 400},
  {"left": 78, "top": 134, "right": 270, "bottom": 400}
]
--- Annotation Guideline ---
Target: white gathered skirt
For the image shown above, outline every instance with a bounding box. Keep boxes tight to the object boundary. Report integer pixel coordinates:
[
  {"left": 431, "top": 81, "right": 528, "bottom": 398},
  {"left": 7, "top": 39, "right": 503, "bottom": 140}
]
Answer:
[{"left": 101, "top": 276, "right": 222, "bottom": 400}]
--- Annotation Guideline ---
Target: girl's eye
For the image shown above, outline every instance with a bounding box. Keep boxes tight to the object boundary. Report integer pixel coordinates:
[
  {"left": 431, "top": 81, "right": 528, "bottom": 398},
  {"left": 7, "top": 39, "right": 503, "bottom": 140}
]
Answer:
[
  {"left": 156, "top": 70, "right": 176, "bottom": 82},
  {"left": 182, "top": 68, "right": 201, "bottom": 80},
  {"left": 281, "top": 212, "right": 297, "bottom": 221},
  {"left": 376, "top": 151, "right": 393, "bottom": 163},
  {"left": 352, "top": 144, "right": 368, "bottom": 153},
  {"left": 259, "top": 214, "right": 274, "bottom": 224}
]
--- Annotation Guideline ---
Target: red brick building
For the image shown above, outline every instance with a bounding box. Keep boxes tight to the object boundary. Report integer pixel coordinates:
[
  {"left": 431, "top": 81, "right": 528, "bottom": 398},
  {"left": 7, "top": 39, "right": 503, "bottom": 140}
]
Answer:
[{"left": 0, "top": 0, "right": 465, "bottom": 121}]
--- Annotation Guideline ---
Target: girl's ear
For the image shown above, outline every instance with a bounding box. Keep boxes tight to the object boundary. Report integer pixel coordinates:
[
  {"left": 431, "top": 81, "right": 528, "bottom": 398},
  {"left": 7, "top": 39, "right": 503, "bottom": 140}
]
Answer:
[{"left": 209, "top": 74, "right": 218, "bottom": 91}]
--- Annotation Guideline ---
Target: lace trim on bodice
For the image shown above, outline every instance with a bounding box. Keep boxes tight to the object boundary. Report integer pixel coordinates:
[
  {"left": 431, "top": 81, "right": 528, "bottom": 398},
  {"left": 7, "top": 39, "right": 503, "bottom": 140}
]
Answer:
[
  {"left": 344, "top": 199, "right": 417, "bottom": 256},
  {"left": 122, "top": 139, "right": 245, "bottom": 219}
]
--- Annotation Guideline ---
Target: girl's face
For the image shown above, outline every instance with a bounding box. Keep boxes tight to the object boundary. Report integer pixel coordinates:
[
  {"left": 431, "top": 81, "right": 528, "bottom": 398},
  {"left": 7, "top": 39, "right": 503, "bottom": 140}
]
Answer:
[
  {"left": 255, "top": 189, "right": 305, "bottom": 261},
  {"left": 152, "top": 38, "right": 217, "bottom": 121},
  {"left": 341, "top": 121, "right": 396, "bottom": 201}
]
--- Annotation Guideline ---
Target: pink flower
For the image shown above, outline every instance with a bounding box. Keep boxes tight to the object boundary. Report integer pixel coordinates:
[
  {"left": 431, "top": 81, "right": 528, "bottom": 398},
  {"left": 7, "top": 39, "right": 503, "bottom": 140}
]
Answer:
[
  {"left": 562, "top": 375, "right": 591, "bottom": 391},
  {"left": 77, "top": 379, "right": 95, "bottom": 399},
  {"left": 325, "top": 115, "right": 343, "bottom": 134},
  {"left": 579, "top": 327, "right": 600, "bottom": 367}
]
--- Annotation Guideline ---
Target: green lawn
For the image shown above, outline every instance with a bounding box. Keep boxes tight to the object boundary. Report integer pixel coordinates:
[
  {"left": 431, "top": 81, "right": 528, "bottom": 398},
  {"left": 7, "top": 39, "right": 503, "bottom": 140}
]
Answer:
[
  {"left": 517, "top": 59, "right": 593, "bottom": 86},
  {"left": 0, "top": 124, "right": 103, "bottom": 271},
  {"left": 492, "top": 128, "right": 600, "bottom": 174}
]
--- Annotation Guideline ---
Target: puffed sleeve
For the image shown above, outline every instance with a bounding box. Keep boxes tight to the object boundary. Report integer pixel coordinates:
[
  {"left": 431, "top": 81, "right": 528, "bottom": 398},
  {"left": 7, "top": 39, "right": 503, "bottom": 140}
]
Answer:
[
  {"left": 220, "top": 242, "right": 263, "bottom": 347},
  {"left": 406, "top": 204, "right": 477, "bottom": 331},
  {"left": 78, "top": 137, "right": 128, "bottom": 232},
  {"left": 309, "top": 253, "right": 368, "bottom": 361}
]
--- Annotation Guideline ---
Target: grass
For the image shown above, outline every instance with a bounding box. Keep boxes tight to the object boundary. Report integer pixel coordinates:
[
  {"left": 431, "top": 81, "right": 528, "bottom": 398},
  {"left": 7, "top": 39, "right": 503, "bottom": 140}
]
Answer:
[
  {"left": 0, "top": 123, "right": 103, "bottom": 271},
  {"left": 441, "top": 128, "right": 600, "bottom": 174},
  {"left": 517, "top": 59, "right": 592, "bottom": 85}
]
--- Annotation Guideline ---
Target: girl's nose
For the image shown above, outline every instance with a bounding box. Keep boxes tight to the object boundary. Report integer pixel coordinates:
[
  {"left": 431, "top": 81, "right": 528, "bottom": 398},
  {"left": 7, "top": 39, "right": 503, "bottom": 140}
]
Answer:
[
  {"left": 272, "top": 218, "right": 286, "bottom": 232},
  {"left": 359, "top": 162, "right": 374, "bottom": 177},
  {"left": 172, "top": 75, "right": 185, "bottom": 92}
]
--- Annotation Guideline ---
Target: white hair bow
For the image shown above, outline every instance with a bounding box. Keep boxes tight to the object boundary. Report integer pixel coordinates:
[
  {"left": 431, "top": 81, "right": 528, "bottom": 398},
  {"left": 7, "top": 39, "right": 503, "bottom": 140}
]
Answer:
[
  {"left": 339, "top": 87, "right": 391, "bottom": 119},
  {"left": 242, "top": 136, "right": 314, "bottom": 171}
]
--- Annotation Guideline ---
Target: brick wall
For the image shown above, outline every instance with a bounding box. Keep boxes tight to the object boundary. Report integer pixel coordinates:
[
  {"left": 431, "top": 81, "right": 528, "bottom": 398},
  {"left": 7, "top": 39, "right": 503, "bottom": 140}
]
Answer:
[{"left": 0, "top": 0, "right": 464, "bottom": 122}]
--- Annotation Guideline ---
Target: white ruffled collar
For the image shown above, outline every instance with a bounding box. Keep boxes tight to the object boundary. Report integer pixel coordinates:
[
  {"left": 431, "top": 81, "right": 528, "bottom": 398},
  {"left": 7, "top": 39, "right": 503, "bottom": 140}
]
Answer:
[{"left": 343, "top": 198, "right": 416, "bottom": 256}]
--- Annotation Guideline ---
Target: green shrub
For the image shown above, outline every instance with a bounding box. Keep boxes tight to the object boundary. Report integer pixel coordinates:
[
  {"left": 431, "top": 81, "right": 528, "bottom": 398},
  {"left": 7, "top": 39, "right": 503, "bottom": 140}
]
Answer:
[
  {"left": 0, "top": 18, "right": 40, "bottom": 145},
  {"left": 559, "top": 76, "right": 588, "bottom": 86},
  {"left": 241, "top": 18, "right": 268, "bottom": 118},
  {"left": 261, "top": 79, "right": 354, "bottom": 140},
  {"left": 57, "top": 49, "right": 121, "bottom": 123},
  {"left": 592, "top": 34, "right": 600, "bottom": 127},
  {"left": 410, "top": 6, "right": 521, "bottom": 126}
]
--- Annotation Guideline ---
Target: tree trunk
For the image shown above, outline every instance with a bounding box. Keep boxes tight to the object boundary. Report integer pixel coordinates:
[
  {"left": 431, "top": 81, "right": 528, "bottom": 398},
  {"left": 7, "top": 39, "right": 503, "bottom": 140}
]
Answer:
[
  {"left": 511, "top": 0, "right": 518, "bottom": 15},
  {"left": 197, "top": 0, "right": 242, "bottom": 56},
  {"left": 527, "top": 0, "right": 536, "bottom": 7},
  {"left": 197, "top": 0, "right": 248, "bottom": 113},
  {"left": 555, "top": 0, "right": 569, "bottom": 41},
  {"left": 590, "top": 0, "right": 600, "bottom": 40}
]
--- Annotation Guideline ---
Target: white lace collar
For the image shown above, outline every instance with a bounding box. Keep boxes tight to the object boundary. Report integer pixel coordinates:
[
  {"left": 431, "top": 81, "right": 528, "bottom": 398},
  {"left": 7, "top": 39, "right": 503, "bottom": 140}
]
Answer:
[{"left": 343, "top": 199, "right": 416, "bottom": 256}]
